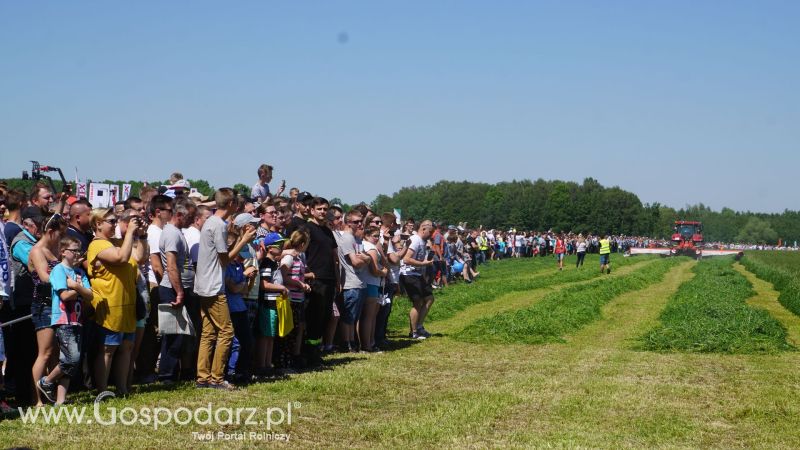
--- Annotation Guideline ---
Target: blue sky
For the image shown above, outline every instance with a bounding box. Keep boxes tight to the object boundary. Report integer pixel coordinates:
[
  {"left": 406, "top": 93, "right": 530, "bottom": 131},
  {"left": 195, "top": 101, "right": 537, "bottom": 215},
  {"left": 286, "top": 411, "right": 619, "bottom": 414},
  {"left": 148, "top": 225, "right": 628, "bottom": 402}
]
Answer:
[{"left": 1, "top": 1, "right": 797, "bottom": 212}]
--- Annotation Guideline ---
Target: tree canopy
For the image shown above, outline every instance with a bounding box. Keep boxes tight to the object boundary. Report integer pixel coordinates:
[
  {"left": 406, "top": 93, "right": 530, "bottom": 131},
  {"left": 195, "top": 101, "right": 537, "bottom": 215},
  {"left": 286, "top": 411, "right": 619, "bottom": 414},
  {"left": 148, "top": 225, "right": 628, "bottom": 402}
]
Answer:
[{"left": 370, "top": 178, "right": 800, "bottom": 244}]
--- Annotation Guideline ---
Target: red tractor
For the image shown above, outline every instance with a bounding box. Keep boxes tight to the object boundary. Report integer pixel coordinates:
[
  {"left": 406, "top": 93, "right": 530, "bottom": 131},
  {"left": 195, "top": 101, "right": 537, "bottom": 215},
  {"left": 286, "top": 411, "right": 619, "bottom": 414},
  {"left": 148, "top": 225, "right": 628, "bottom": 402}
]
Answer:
[
  {"left": 630, "top": 220, "right": 742, "bottom": 259},
  {"left": 670, "top": 220, "right": 703, "bottom": 258}
]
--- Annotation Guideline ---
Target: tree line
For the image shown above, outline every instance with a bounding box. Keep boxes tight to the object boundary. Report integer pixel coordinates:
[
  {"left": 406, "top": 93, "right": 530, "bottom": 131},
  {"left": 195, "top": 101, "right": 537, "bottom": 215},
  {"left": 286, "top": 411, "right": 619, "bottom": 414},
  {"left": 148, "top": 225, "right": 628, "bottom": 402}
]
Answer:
[{"left": 370, "top": 178, "right": 799, "bottom": 245}]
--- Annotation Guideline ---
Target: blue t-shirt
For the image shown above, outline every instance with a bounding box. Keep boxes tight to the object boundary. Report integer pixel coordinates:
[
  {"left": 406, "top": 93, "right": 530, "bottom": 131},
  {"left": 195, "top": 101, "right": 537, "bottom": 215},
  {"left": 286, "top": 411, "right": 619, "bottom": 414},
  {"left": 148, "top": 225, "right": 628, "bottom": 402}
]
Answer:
[
  {"left": 225, "top": 262, "right": 248, "bottom": 313},
  {"left": 50, "top": 263, "right": 91, "bottom": 326}
]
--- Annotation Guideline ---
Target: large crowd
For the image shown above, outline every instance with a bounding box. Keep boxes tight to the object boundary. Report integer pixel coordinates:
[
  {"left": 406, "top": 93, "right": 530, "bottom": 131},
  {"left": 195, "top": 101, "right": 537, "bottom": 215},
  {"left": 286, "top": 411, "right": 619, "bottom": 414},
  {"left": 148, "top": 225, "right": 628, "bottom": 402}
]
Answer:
[{"left": 0, "top": 164, "right": 791, "bottom": 412}]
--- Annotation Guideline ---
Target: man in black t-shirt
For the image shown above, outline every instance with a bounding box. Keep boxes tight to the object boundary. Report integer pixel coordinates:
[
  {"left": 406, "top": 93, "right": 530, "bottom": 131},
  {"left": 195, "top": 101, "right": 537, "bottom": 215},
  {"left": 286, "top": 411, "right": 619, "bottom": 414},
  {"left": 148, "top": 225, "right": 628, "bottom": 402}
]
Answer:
[
  {"left": 65, "top": 198, "right": 94, "bottom": 252},
  {"left": 285, "top": 191, "right": 313, "bottom": 237},
  {"left": 302, "top": 197, "right": 338, "bottom": 367}
]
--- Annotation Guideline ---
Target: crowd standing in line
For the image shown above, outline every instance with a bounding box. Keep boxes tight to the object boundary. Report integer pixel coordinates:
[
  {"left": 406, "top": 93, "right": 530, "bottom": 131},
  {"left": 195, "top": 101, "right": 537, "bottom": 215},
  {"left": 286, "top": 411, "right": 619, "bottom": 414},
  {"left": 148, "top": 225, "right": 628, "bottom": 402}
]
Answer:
[{"left": 0, "top": 167, "right": 795, "bottom": 411}]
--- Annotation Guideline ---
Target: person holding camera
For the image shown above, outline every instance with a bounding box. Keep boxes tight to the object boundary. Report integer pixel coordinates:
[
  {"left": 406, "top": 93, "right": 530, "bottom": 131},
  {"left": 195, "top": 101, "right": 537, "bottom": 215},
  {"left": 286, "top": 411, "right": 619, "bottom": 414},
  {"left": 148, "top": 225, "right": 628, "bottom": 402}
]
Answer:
[
  {"left": 251, "top": 164, "right": 285, "bottom": 203},
  {"left": 87, "top": 207, "right": 145, "bottom": 396}
]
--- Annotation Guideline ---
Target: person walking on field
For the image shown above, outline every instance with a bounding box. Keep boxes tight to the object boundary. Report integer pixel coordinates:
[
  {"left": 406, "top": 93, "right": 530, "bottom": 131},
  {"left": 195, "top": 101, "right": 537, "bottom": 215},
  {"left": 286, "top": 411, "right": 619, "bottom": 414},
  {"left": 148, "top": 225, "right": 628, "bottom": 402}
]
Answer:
[
  {"left": 599, "top": 233, "right": 611, "bottom": 274},
  {"left": 554, "top": 234, "right": 566, "bottom": 271},
  {"left": 575, "top": 234, "right": 587, "bottom": 268}
]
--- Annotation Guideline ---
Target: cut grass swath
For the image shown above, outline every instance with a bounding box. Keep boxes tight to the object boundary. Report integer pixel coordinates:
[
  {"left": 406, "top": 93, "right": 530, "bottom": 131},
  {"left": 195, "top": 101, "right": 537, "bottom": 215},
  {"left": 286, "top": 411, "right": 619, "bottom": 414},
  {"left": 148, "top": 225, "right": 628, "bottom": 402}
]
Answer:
[
  {"left": 453, "top": 257, "right": 682, "bottom": 344},
  {"left": 639, "top": 257, "right": 793, "bottom": 354},
  {"left": 741, "top": 251, "right": 800, "bottom": 318},
  {"left": 388, "top": 253, "right": 652, "bottom": 331}
]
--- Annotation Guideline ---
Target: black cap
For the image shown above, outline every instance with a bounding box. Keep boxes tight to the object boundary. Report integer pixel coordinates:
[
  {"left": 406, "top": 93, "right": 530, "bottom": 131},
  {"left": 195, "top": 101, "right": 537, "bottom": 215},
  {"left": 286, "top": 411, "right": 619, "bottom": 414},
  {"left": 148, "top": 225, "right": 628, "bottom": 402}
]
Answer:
[
  {"left": 21, "top": 206, "right": 44, "bottom": 220},
  {"left": 296, "top": 191, "right": 314, "bottom": 203}
]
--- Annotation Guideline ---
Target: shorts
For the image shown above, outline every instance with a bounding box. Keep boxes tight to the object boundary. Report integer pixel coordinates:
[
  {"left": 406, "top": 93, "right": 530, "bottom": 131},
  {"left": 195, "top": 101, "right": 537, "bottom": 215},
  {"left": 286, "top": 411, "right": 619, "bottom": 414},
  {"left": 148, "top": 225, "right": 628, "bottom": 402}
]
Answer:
[
  {"left": 400, "top": 275, "right": 433, "bottom": 301},
  {"left": 341, "top": 288, "right": 365, "bottom": 325},
  {"left": 600, "top": 254, "right": 610, "bottom": 265},
  {"left": 365, "top": 284, "right": 381, "bottom": 298},
  {"left": 31, "top": 300, "right": 53, "bottom": 331},
  {"left": 136, "top": 318, "right": 147, "bottom": 328},
  {"left": 254, "top": 301, "right": 278, "bottom": 337},
  {"left": 100, "top": 326, "right": 136, "bottom": 346},
  {"left": 556, "top": 253, "right": 565, "bottom": 261},
  {"left": 451, "top": 261, "right": 465, "bottom": 274}
]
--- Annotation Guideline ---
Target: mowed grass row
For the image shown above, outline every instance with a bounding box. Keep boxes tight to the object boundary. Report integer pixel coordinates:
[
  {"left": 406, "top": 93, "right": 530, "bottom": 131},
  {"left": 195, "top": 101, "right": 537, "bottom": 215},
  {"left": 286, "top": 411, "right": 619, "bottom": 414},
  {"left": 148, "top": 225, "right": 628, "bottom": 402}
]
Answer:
[
  {"left": 741, "top": 251, "right": 800, "bottom": 317},
  {"left": 453, "top": 256, "right": 682, "bottom": 345},
  {"left": 640, "top": 257, "right": 793, "bottom": 354},
  {"left": 387, "top": 254, "right": 651, "bottom": 331}
]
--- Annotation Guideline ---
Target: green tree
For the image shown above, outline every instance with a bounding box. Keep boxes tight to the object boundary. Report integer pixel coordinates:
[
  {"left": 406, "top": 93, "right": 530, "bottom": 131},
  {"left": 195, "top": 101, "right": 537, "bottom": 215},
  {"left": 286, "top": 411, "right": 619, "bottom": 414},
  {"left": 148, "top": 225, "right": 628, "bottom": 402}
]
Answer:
[{"left": 736, "top": 217, "right": 778, "bottom": 244}]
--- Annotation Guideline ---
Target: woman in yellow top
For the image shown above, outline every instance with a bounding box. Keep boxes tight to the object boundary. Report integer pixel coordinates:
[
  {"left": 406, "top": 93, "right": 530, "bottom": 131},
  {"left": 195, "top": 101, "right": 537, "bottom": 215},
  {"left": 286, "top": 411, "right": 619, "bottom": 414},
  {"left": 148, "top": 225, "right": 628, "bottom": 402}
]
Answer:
[{"left": 87, "top": 207, "right": 144, "bottom": 395}]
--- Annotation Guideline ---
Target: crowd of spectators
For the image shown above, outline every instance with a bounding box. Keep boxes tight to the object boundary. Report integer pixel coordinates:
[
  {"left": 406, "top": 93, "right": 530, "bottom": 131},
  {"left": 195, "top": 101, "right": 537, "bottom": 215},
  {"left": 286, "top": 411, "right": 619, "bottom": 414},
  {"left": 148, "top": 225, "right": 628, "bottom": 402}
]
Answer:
[
  {"left": 0, "top": 166, "right": 795, "bottom": 412},
  {"left": 0, "top": 165, "right": 458, "bottom": 410}
]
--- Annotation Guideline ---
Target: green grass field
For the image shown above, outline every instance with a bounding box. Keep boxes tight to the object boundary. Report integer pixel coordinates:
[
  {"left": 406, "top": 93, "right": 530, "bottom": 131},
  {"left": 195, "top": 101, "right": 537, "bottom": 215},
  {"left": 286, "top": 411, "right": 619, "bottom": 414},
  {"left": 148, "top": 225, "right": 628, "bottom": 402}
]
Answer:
[{"left": 3, "top": 251, "right": 800, "bottom": 448}]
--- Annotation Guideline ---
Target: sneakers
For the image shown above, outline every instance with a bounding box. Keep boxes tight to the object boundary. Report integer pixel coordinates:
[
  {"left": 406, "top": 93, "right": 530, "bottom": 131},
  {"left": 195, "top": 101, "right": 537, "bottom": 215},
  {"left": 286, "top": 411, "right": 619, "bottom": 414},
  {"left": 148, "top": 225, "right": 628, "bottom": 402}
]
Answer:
[
  {"left": 0, "top": 400, "right": 13, "bottom": 414},
  {"left": 210, "top": 381, "right": 237, "bottom": 391},
  {"left": 411, "top": 332, "right": 427, "bottom": 340},
  {"left": 417, "top": 327, "right": 432, "bottom": 338},
  {"left": 37, "top": 377, "right": 56, "bottom": 403}
]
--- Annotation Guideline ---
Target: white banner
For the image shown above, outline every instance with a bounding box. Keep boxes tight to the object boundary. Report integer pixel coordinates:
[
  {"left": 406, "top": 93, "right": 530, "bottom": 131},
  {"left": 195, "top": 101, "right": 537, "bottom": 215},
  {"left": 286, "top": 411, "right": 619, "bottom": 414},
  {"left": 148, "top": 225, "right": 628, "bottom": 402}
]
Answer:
[
  {"left": 122, "top": 184, "right": 132, "bottom": 201},
  {"left": 76, "top": 182, "right": 87, "bottom": 199},
  {"left": 90, "top": 183, "right": 110, "bottom": 208}
]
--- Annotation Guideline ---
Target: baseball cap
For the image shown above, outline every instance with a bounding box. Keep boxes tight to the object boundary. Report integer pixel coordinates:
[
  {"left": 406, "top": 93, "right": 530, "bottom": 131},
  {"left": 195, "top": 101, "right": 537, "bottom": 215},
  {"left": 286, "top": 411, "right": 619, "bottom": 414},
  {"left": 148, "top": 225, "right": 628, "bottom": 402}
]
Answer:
[
  {"left": 233, "top": 213, "right": 260, "bottom": 228},
  {"left": 262, "top": 232, "right": 286, "bottom": 247},
  {"left": 296, "top": 191, "right": 314, "bottom": 203},
  {"left": 21, "top": 206, "right": 44, "bottom": 220}
]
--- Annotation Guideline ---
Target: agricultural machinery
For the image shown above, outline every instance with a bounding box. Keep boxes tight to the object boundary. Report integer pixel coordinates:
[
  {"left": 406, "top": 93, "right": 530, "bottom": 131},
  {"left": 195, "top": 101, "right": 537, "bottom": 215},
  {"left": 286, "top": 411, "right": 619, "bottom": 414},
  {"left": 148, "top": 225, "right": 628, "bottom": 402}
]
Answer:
[
  {"left": 630, "top": 220, "right": 743, "bottom": 259},
  {"left": 22, "top": 161, "right": 69, "bottom": 194}
]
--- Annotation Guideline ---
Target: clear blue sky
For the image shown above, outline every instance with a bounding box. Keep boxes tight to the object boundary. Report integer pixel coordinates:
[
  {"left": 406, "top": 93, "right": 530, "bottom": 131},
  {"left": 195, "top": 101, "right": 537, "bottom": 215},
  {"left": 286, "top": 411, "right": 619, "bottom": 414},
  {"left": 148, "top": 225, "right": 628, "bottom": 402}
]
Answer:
[{"left": 1, "top": 1, "right": 797, "bottom": 213}]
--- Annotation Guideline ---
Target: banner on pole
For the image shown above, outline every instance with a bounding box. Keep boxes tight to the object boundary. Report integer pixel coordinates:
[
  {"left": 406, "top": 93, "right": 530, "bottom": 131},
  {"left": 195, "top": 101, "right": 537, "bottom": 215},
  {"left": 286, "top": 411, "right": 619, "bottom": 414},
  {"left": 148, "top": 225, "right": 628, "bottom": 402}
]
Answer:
[
  {"left": 77, "top": 182, "right": 87, "bottom": 199},
  {"left": 122, "top": 184, "right": 132, "bottom": 201},
  {"left": 90, "top": 183, "right": 110, "bottom": 208}
]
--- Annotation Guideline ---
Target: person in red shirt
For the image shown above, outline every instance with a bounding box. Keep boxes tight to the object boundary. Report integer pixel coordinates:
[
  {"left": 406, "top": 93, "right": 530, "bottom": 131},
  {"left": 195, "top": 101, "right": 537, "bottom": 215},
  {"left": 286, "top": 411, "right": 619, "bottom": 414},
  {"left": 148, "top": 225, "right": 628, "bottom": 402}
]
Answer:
[{"left": 554, "top": 234, "right": 567, "bottom": 271}]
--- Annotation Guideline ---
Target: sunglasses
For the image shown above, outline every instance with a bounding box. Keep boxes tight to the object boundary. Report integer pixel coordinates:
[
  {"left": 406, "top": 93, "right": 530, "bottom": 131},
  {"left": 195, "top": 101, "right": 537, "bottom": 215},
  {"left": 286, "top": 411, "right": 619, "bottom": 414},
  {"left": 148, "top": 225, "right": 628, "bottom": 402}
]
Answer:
[
  {"left": 64, "top": 248, "right": 82, "bottom": 253},
  {"left": 371, "top": 220, "right": 382, "bottom": 225},
  {"left": 104, "top": 218, "right": 118, "bottom": 226},
  {"left": 44, "top": 213, "right": 66, "bottom": 231}
]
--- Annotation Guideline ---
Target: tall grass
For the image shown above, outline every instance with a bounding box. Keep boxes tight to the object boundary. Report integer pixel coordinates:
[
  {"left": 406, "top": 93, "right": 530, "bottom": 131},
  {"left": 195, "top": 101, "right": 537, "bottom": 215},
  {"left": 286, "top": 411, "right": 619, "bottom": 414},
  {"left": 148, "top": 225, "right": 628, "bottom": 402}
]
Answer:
[
  {"left": 639, "top": 257, "right": 792, "bottom": 354},
  {"left": 741, "top": 251, "right": 800, "bottom": 318},
  {"left": 388, "top": 254, "right": 651, "bottom": 331},
  {"left": 453, "top": 257, "right": 682, "bottom": 344}
]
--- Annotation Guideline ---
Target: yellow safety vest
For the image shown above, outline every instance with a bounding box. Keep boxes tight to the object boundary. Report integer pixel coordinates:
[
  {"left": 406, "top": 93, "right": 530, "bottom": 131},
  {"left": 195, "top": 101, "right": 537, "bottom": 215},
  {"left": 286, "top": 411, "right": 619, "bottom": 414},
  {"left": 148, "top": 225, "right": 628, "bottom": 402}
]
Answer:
[{"left": 599, "top": 239, "right": 611, "bottom": 255}]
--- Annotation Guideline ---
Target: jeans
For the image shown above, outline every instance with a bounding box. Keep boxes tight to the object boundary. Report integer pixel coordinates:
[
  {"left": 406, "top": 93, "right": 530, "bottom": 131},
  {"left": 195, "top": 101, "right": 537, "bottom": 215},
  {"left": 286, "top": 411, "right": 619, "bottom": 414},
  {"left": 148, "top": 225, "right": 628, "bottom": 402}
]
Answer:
[
  {"left": 196, "top": 294, "right": 234, "bottom": 385},
  {"left": 55, "top": 325, "right": 82, "bottom": 378},
  {"left": 374, "top": 283, "right": 398, "bottom": 344},
  {"left": 476, "top": 250, "right": 487, "bottom": 265},
  {"left": 576, "top": 252, "right": 586, "bottom": 267},
  {"left": 227, "top": 310, "right": 252, "bottom": 377},
  {"left": 158, "top": 287, "right": 184, "bottom": 381}
]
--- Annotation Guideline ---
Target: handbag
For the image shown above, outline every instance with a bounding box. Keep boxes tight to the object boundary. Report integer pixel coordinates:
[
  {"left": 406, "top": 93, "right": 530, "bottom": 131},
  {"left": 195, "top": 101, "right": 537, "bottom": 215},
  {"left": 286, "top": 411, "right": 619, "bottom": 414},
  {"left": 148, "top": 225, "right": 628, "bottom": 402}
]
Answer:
[{"left": 276, "top": 293, "right": 294, "bottom": 337}]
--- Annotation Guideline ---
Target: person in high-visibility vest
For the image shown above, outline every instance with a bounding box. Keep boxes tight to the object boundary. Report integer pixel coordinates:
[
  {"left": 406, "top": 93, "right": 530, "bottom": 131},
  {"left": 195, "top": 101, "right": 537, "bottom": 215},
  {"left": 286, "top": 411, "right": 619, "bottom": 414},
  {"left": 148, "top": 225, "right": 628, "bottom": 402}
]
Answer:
[{"left": 599, "top": 234, "right": 611, "bottom": 274}]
